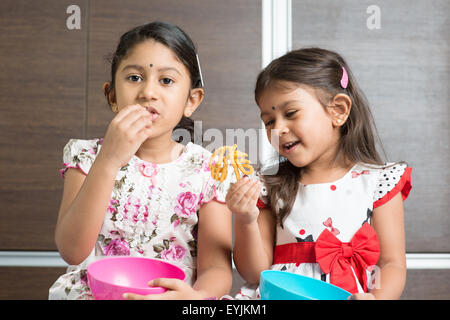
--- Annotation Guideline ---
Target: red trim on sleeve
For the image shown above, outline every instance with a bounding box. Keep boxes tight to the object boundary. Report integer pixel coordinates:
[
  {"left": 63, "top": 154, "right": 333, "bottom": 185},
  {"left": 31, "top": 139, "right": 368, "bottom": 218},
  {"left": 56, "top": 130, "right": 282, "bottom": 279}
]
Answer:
[
  {"left": 256, "top": 198, "right": 267, "bottom": 209},
  {"left": 373, "top": 166, "right": 412, "bottom": 209},
  {"left": 59, "top": 163, "right": 88, "bottom": 179}
]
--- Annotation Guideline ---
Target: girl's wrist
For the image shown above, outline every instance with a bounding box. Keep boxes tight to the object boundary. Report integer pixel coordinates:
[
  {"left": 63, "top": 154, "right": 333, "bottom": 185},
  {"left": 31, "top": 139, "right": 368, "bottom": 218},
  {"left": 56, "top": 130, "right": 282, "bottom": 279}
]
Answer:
[
  {"left": 234, "top": 216, "right": 259, "bottom": 230},
  {"left": 94, "top": 150, "right": 122, "bottom": 173},
  {"left": 234, "top": 208, "right": 259, "bottom": 225},
  {"left": 91, "top": 152, "right": 121, "bottom": 178}
]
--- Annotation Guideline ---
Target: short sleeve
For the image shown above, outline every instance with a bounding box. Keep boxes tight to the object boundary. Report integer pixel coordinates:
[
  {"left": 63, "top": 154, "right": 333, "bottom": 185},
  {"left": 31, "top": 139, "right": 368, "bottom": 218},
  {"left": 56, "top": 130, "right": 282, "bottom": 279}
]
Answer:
[
  {"left": 200, "top": 153, "right": 258, "bottom": 205},
  {"left": 201, "top": 176, "right": 230, "bottom": 204},
  {"left": 201, "top": 163, "right": 239, "bottom": 205},
  {"left": 59, "top": 138, "right": 102, "bottom": 178},
  {"left": 373, "top": 162, "right": 412, "bottom": 209}
]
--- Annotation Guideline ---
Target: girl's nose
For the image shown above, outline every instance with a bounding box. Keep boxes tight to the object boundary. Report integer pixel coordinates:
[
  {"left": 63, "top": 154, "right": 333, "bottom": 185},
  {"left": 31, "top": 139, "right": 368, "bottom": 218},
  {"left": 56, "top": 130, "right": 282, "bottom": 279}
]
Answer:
[
  {"left": 140, "top": 79, "right": 158, "bottom": 100},
  {"left": 274, "top": 121, "right": 289, "bottom": 136}
]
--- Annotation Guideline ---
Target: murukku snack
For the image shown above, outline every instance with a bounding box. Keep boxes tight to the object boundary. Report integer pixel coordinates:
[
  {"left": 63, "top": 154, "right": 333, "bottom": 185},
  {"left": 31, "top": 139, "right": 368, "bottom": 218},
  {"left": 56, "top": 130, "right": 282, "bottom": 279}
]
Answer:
[{"left": 209, "top": 145, "right": 254, "bottom": 182}]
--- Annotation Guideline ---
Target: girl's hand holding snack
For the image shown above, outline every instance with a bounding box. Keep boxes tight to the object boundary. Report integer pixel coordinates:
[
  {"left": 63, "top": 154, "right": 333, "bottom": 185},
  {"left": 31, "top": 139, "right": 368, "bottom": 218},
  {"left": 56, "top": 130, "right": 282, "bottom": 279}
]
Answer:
[
  {"left": 225, "top": 176, "right": 261, "bottom": 225},
  {"left": 97, "top": 104, "right": 154, "bottom": 170}
]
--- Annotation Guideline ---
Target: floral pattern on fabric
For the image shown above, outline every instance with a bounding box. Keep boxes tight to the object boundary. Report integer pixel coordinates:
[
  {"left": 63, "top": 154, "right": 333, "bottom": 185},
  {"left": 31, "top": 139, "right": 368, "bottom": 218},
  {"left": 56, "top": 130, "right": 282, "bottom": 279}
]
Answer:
[{"left": 49, "top": 139, "right": 232, "bottom": 300}]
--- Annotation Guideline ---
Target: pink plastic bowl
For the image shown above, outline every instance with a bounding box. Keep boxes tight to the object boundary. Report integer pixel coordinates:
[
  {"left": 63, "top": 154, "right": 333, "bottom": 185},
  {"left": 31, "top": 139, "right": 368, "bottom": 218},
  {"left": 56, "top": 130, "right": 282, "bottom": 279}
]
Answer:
[{"left": 87, "top": 256, "right": 186, "bottom": 300}]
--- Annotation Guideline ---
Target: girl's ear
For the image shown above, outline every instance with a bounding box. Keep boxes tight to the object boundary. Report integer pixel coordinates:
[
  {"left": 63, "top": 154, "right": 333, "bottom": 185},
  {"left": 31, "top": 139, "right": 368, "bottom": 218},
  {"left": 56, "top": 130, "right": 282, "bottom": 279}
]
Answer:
[
  {"left": 102, "top": 82, "right": 116, "bottom": 107},
  {"left": 184, "top": 87, "right": 204, "bottom": 117},
  {"left": 329, "top": 93, "right": 352, "bottom": 127}
]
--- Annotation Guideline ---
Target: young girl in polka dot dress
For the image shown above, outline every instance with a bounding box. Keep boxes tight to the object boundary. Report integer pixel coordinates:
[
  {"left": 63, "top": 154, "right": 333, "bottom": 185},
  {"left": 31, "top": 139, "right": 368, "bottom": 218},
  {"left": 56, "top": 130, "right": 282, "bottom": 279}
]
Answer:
[{"left": 226, "top": 48, "right": 412, "bottom": 300}]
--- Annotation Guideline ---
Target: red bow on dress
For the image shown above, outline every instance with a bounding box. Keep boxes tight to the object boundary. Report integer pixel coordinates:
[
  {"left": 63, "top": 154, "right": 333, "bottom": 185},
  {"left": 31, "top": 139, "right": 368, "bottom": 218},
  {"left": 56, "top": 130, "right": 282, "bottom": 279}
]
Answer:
[
  {"left": 351, "top": 170, "right": 370, "bottom": 178},
  {"left": 314, "top": 222, "right": 380, "bottom": 294}
]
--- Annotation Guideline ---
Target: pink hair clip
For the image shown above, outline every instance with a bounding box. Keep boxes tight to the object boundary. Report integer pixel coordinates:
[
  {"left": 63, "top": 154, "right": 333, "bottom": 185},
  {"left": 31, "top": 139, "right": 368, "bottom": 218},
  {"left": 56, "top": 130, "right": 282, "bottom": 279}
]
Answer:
[{"left": 340, "top": 66, "right": 348, "bottom": 89}]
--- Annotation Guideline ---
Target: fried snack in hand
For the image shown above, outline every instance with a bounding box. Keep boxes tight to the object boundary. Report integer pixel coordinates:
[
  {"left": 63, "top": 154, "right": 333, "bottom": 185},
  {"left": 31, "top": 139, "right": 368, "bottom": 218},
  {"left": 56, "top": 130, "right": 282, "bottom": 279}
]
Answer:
[{"left": 209, "top": 145, "right": 254, "bottom": 182}]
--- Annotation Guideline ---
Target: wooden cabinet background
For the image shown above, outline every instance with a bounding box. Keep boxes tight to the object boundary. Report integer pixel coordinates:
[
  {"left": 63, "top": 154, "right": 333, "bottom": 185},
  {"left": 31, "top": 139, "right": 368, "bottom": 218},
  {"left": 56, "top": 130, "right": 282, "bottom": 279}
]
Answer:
[
  {"left": 0, "top": 0, "right": 88, "bottom": 250},
  {"left": 0, "top": 0, "right": 261, "bottom": 251},
  {"left": 0, "top": 0, "right": 448, "bottom": 299}
]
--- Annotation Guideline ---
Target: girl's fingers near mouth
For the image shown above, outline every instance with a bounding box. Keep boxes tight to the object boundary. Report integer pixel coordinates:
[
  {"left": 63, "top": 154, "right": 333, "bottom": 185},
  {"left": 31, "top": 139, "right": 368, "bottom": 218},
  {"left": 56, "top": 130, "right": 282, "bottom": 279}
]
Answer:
[
  {"left": 129, "top": 114, "right": 153, "bottom": 136},
  {"left": 113, "top": 104, "right": 141, "bottom": 122},
  {"left": 136, "top": 127, "right": 153, "bottom": 142}
]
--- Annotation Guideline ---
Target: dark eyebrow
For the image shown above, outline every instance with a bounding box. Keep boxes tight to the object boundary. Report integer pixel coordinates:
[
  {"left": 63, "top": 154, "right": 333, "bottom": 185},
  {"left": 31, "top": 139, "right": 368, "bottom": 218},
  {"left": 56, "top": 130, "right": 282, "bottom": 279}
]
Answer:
[
  {"left": 121, "top": 64, "right": 146, "bottom": 73},
  {"left": 157, "top": 66, "right": 182, "bottom": 76},
  {"left": 260, "top": 100, "right": 299, "bottom": 118},
  {"left": 121, "top": 64, "right": 182, "bottom": 77}
]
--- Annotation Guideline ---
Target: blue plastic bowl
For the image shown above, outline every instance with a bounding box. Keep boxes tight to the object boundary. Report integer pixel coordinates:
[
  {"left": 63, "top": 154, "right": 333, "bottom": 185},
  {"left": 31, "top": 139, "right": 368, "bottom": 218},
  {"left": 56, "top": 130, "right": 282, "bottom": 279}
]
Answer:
[{"left": 260, "top": 270, "right": 351, "bottom": 300}]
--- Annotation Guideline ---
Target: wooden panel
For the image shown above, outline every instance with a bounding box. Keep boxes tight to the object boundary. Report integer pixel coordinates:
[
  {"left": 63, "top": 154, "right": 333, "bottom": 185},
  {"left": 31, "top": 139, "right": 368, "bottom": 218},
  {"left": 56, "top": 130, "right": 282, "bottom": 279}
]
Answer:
[
  {"left": 292, "top": 0, "right": 450, "bottom": 252},
  {"left": 0, "top": 266, "right": 67, "bottom": 300},
  {"left": 401, "top": 269, "right": 450, "bottom": 300},
  {"left": 86, "top": 0, "right": 262, "bottom": 158},
  {"left": 0, "top": 1, "right": 88, "bottom": 249}
]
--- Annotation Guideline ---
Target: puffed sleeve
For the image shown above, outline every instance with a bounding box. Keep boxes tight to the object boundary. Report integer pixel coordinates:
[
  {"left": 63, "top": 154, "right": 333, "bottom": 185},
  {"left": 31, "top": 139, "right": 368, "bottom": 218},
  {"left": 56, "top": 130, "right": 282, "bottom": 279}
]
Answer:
[
  {"left": 59, "top": 138, "right": 102, "bottom": 178},
  {"left": 373, "top": 162, "right": 412, "bottom": 209},
  {"left": 200, "top": 151, "right": 258, "bottom": 205}
]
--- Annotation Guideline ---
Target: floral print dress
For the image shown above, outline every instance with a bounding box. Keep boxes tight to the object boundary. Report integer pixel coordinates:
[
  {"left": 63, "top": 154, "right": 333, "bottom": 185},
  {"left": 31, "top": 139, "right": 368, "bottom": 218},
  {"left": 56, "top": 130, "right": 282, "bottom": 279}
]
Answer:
[{"left": 49, "top": 139, "right": 232, "bottom": 300}]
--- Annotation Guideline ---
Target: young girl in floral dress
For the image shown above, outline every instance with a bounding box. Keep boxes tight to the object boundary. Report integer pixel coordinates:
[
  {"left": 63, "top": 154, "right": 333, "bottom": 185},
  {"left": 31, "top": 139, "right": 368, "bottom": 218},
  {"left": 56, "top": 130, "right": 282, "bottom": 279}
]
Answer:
[
  {"left": 226, "top": 48, "right": 412, "bottom": 300},
  {"left": 49, "top": 22, "right": 233, "bottom": 300}
]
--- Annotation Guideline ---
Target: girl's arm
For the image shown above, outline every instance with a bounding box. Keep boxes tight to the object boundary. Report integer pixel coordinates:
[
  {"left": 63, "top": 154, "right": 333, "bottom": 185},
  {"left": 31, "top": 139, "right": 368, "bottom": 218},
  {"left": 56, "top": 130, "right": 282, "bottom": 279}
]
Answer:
[
  {"left": 55, "top": 105, "right": 153, "bottom": 265},
  {"left": 233, "top": 207, "right": 276, "bottom": 284},
  {"left": 353, "top": 192, "right": 406, "bottom": 300},
  {"left": 193, "top": 199, "right": 233, "bottom": 298},
  {"left": 54, "top": 157, "right": 118, "bottom": 265},
  {"left": 226, "top": 178, "right": 276, "bottom": 284}
]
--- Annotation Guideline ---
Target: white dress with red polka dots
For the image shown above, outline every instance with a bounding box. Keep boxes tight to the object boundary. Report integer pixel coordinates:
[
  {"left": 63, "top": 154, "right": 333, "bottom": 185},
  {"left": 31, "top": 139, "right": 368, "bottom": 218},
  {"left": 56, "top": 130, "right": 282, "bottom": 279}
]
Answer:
[{"left": 235, "top": 162, "right": 412, "bottom": 299}]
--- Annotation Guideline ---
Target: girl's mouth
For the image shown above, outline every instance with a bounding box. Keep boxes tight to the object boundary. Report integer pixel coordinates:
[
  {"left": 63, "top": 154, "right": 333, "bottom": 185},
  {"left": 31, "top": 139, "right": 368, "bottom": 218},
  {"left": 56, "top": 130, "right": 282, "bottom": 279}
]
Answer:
[
  {"left": 148, "top": 110, "right": 159, "bottom": 121},
  {"left": 282, "top": 141, "right": 300, "bottom": 153},
  {"left": 143, "top": 106, "right": 159, "bottom": 121}
]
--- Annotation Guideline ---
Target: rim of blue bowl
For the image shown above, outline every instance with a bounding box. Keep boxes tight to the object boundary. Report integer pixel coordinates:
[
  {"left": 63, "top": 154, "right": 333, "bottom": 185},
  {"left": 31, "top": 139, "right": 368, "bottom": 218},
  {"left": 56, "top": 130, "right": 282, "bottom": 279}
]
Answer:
[{"left": 260, "top": 270, "right": 351, "bottom": 300}]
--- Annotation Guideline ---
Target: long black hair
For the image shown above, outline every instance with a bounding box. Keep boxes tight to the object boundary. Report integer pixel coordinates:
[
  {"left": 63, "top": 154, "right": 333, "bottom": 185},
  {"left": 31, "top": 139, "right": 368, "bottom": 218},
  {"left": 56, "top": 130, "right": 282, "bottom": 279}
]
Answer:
[{"left": 105, "top": 21, "right": 203, "bottom": 141}]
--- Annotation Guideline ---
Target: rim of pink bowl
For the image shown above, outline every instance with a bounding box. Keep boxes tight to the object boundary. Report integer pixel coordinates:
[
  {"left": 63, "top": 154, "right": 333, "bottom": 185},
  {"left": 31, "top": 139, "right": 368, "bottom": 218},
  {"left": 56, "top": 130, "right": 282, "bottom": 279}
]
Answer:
[{"left": 87, "top": 256, "right": 187, "bottom": 291}]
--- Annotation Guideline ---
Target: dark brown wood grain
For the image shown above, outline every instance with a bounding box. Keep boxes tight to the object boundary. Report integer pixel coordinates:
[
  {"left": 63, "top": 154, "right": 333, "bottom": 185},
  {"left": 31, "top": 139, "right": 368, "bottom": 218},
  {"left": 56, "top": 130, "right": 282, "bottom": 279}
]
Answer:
[
  {"left": 401, "top": 269, "right": 450, "bottom": 300},
  {"left": 0, "top": 0, "right": 88, "bottom": 250},
  {"left": 0, "top": 266, "right": 68, "bottom": 300}
]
